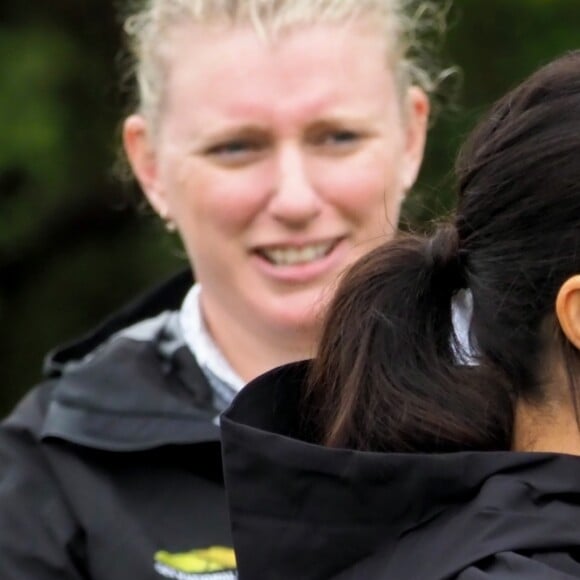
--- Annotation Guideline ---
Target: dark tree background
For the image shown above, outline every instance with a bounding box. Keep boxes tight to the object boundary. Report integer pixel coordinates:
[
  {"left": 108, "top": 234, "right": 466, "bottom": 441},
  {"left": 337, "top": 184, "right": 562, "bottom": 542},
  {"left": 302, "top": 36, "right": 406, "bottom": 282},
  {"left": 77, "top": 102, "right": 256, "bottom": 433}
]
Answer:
[{"left": 1, "top": 0, "right": 579, "bottom": 415}]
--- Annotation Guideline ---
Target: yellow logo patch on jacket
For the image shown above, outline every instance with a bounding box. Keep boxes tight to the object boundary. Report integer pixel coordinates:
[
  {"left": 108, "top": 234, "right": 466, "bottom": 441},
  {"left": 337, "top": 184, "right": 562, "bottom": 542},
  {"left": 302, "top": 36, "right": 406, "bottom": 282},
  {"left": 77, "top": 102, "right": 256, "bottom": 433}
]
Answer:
[{"left": 154, "top": 546, "right": 237, "bottom": 579}]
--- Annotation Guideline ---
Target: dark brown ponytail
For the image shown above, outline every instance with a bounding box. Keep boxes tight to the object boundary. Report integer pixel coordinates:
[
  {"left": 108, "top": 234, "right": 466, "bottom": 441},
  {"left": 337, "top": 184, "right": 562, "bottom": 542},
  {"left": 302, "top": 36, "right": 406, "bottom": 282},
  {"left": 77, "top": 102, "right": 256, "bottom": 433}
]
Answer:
[{"left": 305, "top": 229, "right": 512, "bottom": 453}]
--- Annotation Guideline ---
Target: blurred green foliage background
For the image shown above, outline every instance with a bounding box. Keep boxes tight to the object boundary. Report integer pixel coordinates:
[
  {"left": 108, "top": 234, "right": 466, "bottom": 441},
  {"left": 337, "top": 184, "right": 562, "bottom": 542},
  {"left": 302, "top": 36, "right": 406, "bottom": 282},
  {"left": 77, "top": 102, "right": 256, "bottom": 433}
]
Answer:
[{"left": 1, "top": 1, "right": 579, "bottom": 415}]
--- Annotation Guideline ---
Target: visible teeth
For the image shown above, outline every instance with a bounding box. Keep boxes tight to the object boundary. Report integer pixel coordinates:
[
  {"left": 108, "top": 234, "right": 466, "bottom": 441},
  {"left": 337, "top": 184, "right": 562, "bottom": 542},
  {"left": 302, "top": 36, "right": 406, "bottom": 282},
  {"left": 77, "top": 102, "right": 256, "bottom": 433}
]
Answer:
[{"left": 262, "top": 242, "right": 333, "bottom": 266}]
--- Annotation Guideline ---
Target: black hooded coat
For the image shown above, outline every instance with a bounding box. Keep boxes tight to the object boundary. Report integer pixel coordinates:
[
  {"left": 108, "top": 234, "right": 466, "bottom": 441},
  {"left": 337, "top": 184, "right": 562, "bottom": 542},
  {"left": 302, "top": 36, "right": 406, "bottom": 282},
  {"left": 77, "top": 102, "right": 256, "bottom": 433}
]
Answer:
[
  {"left": 221, "top": 362, "right": 580, "bottom": 580},
  {"left": 0, "top": 272, "right": 236, "bottom": 580}
]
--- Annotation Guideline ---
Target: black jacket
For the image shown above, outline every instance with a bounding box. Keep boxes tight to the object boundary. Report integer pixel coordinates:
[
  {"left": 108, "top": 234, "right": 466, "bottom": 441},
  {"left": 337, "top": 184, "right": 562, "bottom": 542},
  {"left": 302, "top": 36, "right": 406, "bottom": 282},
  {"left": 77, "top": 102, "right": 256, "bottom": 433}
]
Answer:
[
  {"left": 222, "top": 362, "right": 580, "bottom": 579},
  {"left": 0, "top": 271, "right": 237, "bottom": 580}
]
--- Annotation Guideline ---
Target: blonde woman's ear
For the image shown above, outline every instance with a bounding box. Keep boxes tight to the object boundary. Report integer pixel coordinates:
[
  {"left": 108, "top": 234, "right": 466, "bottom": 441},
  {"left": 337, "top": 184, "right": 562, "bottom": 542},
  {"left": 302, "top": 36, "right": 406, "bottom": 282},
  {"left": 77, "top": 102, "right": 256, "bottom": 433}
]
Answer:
[
  {"left": 555, "top": 275, "right": 580, "bottom": 349},
  {"left": 122, "top": 114, "right": 169, "bottom": 218},
  {"left": 401, "top": 86, "right": 430, "bottom": 192}
]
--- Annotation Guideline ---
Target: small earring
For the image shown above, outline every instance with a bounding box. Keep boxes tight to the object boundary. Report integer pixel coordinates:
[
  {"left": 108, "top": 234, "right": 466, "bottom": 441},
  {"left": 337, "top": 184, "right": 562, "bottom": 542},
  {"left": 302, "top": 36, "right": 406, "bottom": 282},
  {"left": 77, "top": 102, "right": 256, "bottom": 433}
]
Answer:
[
  {"left": 164, "top": 219, "right": 177, "bottom": 233},
  {"left": 159, "top": 207, "right": 177, "bottom": 233}
]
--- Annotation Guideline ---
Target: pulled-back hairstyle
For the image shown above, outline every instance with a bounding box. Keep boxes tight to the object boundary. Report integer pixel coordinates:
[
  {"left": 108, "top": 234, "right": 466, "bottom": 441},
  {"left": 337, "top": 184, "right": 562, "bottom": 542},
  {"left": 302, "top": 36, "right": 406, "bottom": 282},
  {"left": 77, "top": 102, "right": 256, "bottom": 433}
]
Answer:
[
  {"left": 306, "top": 51, "right": 580, "bottom": 453},
  {"left": 122, "top": 0, "right": 448, "bottom": 128}
]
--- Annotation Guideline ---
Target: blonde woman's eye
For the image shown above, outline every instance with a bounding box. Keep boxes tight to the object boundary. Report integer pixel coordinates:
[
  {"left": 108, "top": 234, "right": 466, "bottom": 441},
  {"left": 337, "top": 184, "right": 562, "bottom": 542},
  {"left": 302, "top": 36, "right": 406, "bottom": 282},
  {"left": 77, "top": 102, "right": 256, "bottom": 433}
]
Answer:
[
  {"left": 203, "top": 138, "right": 269, "bottom": 167},
  {"left": 207, "top": 140, "right": 257, "bottom": 157},
  {"left": 328, "top": 130, "right": 359, "bottom": 143},
  {"left": 315, "top": 130, "right": 361, "bottom": 147}
]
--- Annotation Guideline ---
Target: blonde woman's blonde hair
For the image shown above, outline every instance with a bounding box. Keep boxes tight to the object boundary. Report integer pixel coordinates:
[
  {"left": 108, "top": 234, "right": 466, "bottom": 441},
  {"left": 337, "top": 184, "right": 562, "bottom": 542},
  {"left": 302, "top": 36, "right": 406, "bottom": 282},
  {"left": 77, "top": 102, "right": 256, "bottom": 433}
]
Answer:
[{"left": 123, "top": 0, "right": 449, "bottom": 127}]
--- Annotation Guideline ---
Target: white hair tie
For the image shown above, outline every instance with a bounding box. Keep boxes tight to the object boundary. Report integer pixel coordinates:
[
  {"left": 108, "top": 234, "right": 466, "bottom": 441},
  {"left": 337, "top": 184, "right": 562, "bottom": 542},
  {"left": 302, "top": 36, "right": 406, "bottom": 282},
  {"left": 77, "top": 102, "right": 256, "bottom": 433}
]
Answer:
[{"left": 451, "top": 288, "right": 478, "bottom": 366}]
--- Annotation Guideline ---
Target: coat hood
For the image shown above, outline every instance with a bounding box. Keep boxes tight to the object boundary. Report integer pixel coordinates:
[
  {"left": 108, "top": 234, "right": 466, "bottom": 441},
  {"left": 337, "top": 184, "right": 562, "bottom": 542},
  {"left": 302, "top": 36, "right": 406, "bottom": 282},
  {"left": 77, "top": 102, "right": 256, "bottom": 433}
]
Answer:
[
  {"left": 222, "top": 362, "right": 580, "bottom": 579},
  {"left": 19, "top": 270, "right": 221, "bottom": 451}
]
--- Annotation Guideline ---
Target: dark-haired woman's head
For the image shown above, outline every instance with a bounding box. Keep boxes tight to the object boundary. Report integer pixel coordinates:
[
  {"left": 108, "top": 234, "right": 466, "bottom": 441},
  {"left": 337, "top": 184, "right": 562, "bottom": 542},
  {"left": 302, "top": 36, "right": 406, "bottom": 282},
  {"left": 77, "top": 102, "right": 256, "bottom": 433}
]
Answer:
[{"left": 306, "top": 50, "right": 580, "bottom": 454}]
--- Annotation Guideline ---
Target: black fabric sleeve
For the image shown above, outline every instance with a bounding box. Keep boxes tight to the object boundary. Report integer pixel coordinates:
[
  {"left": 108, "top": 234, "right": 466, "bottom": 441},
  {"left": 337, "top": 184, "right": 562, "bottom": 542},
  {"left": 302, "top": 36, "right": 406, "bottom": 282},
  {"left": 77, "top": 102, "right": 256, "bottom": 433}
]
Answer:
[{"left": 0, "top": 391, "right": 87, "bottom": 580}]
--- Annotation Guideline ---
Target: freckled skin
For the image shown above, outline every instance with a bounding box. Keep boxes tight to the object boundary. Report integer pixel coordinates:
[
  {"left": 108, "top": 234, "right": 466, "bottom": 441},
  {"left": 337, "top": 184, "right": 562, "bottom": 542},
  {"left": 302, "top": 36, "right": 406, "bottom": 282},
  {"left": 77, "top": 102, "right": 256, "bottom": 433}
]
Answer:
[{"left": 124, "top": 21, "right": 428, "bottom": 380}]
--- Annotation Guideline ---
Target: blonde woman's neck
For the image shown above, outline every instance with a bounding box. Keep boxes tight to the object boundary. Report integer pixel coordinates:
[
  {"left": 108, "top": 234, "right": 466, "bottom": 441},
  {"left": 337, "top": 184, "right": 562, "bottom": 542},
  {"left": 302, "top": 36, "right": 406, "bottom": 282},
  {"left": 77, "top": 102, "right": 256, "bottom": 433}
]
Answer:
[{"left": 200, "top": 294, "right": 318, "bottom": 385}]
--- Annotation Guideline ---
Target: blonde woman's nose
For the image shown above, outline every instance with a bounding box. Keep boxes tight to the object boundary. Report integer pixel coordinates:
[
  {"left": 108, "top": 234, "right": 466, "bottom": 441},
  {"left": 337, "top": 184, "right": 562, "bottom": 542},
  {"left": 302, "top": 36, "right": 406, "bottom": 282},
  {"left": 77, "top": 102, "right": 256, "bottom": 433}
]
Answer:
[{"left": 269, "top": 147, "right": 322, "bottom": 226}]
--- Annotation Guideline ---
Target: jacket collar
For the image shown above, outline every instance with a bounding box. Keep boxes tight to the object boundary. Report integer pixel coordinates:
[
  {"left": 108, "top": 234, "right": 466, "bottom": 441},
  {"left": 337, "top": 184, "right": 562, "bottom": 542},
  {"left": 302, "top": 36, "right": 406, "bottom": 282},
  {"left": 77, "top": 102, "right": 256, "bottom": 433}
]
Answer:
[
  {"left": 40, "top": 270, "right": 221, "bottom": 451},
  {"left": 44, "top": 269, "right": 193, "bottom": 378},
  {"left": 222, "top": 362, "right": 580, "bottom": 579}
]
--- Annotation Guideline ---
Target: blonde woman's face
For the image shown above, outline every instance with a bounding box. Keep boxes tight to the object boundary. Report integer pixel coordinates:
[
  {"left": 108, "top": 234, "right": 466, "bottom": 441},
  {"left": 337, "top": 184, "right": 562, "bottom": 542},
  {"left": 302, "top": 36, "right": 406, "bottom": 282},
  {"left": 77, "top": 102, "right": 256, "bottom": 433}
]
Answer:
[{"left": 125, "top": 21, "right": 428, "bottom": 343}]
